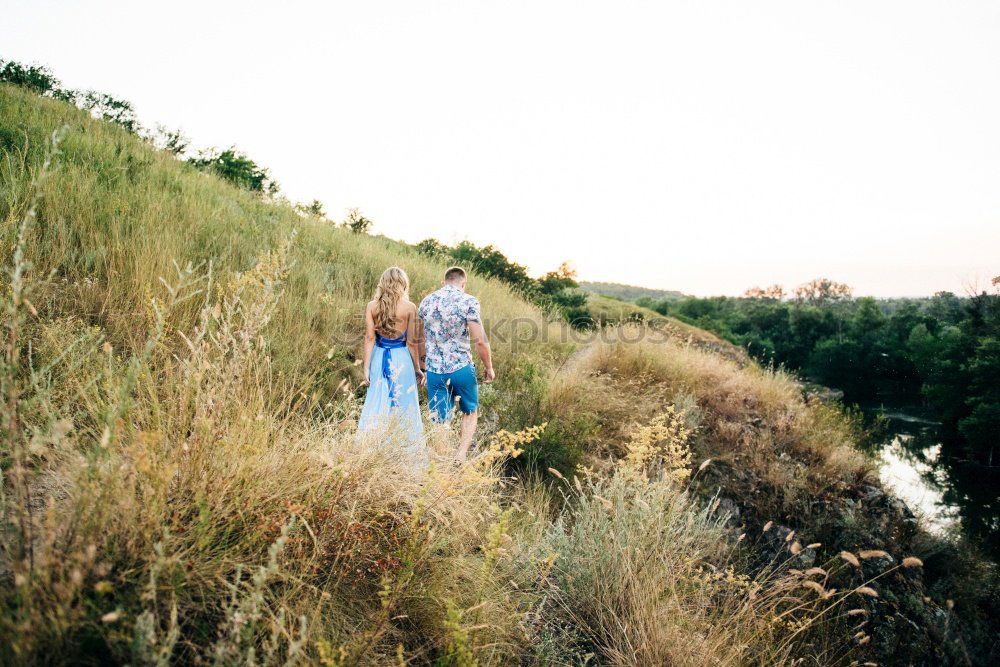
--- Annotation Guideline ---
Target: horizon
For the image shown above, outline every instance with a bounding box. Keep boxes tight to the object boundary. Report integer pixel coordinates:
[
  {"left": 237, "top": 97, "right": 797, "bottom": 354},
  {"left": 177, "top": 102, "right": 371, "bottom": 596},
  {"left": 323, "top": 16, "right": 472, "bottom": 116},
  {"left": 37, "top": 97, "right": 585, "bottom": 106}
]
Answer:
[
  {"left": 577, "top": 277, "right": 985, "bottom": 301},
  {"left": 3, "top": 1, "right": 998, "bottom": 298}
]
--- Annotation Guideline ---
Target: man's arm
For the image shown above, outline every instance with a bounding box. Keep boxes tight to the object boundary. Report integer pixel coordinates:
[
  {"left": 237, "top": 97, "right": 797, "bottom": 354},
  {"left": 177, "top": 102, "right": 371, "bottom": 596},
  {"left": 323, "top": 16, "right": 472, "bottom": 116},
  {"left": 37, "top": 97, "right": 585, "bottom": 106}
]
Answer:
[{"left": 468, "top": 320, "right": 495, "bottom": 383}]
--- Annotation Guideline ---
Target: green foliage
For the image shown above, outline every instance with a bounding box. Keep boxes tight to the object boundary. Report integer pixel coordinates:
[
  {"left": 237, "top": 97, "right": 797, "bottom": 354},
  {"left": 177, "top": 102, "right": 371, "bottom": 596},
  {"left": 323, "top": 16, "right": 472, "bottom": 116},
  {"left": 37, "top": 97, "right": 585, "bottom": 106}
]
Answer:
[
  {"left": 152, "top": 125, "right": 190, "bottom": 156},
  {"left": 0, "top": 59, "right": 64, "bottom": 96},
  {"left": 581, "top": 280, "right": 687, "bottom": 302},
  {"left": 415, "top": 238, "right": 449, "bottom": 257},
  {"left": 415, "top": 239, "right": 588, "bottom": 324},
  {"left": 645, "top": 285, "right": 1000, "bottom": 465},
  {"left": 791, "top": 277, "right": 853, "bottom": 304},
  {"left": 956, "top": 320, "right": 1000, "bottom": 458},
  {"left": 295, "top": 199, "right": 326, "bottom": 219},
  {"left": 1, "top": 55, "right": 287, "bottom": 197},
  {"left": 447, "top": 240, "right": 536, "bottom": 294},
  {"left": 188, "top": 147, "right": 279, "bottom": 195},
  {"left": 538, "top": 262, "right": 579, "bottom": 295},
  {"left": 343, "top": 207, "right": 373, "bottom": 233},
  {"left": 80, "top": 90, "right": 141, "bottom": 133},
  {"left": 538, "top": 262, "right": 591, "bottom": 325},
  {"left": 0, "top": 58, "right": 141, "bottom": 135}
]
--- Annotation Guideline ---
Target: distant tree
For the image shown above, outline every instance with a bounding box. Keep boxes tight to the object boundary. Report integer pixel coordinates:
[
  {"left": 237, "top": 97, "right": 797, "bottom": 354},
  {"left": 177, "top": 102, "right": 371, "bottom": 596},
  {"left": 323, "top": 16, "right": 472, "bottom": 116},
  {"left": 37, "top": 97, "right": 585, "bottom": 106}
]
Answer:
[
  {"left": 415, "top": 238, "right": 449, "bottom": 257},
  {"left": 0, "top": 58, "right": 80, "bottom": 103},
  {"left": 579, "top": 281, "right": 686, "bottom": 303},
  {"left": 343, "top": 208, "right": 374, "bottom": 234},
  {"left": 958, "top": 337, "right": 1000, "bottom": 460},
  {"left": 793, "top": 278, "right": 852, "bottom": 304},
  {"left": 553, "top": 290, "right": 591, "bottom": 326},
  {"left": 296, "top": 199, "right": 327, "bottom": 219},
  {"left": 850, "top": 298, "right": 885, "bottom": 340},
  {"left": 539, "top": 261, "right": 579, "bottom": 295},
  {"left": 152, "top": 125, "right": 190, "bottom": 156},
  {"left": 536, "top": 262, "right": 592, "bottom": 324},
  {"left": 449, "top": 241, "right": 535, "bottom": 293},
  {"left": 0, "top": 59, "right": 61, "bottom": 95},
  {"left": 927, "top": 291, "right": 965, "bottom": 326},
  {"left": 806, "top": 337, "right": 864, "bottom": 395},
  {"left": 744, "top": 284, "right": 785, "bottom": 300},
  {"left": 189, "top": 147, "right": 279, "bottom": 195},
  {"left": 80, "top": 90, "right": 142, "bottom": 133}
]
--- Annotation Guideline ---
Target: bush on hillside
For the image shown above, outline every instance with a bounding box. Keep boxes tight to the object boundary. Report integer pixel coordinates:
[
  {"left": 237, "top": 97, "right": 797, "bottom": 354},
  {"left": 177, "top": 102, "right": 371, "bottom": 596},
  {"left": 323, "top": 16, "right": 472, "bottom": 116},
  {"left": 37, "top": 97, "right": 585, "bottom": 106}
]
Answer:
[
  {"left": 79, "top": 90, "right": 142, "bottom": 133},
  {"left": 343, "top": 207, "right": 373, "bottom": 233},
  {"left": 188, "top": 146, "right": 279, "bottom": 195},
  {"left": 415, "top": 239, "right": 590, "bottom": 324},
  {"left": 151, "top": 124, "right": 191, "bottom": 156},
  {"left": 0, "top": 59, "right": 65, "bottom": 97}
]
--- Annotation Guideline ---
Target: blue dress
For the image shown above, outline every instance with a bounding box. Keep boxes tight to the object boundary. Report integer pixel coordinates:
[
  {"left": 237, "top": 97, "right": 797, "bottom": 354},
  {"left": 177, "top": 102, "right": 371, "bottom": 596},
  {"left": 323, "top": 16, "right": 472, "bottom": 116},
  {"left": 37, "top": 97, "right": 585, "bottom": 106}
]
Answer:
[{"left": 357, "top": 333, "right": 426, "bottom": 461}]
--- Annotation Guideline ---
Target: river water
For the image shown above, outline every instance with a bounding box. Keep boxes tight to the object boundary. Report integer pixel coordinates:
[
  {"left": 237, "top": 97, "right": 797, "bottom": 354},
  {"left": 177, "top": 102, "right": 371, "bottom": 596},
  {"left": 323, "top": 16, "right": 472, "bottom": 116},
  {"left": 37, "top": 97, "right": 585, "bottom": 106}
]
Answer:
[{"left": 868, "top": 411, "right": 1000, "bottom": 559}]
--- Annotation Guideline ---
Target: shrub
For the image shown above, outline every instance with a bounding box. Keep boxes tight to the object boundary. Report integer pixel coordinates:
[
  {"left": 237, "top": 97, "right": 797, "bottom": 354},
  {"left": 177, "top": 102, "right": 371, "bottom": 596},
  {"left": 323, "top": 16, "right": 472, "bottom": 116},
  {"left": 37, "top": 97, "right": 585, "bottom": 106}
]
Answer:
[{"left": 188, "top": 147, "right": 279, "bottom": 195}]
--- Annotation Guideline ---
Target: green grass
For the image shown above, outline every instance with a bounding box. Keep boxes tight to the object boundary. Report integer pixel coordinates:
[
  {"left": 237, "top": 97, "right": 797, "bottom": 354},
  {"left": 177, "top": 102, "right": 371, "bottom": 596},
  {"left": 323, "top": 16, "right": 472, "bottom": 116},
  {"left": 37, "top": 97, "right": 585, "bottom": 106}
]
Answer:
[{"left": 579, "top": 279, "right": 686, "bottom": 303}]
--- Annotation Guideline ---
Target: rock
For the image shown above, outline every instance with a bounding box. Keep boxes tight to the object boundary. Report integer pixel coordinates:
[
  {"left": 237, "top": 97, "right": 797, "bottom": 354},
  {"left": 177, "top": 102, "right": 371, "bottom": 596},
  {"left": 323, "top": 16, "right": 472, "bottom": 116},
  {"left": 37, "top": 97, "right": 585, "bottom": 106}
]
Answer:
[
  {"left": 860, "top": 485, "right": 885, "bottom": 504},
  {"left": 798, "top": 382, "right": 845, "bottom": 403},
  {"left": 889, "top": 496, "right": 916, "bottom": 520},
  {"left": 760, "top": 523, "right": 818, "bottom": 567},
  {"left": 713, "top": 497, "right": 741, "bottom": 527},
  {"left": 763, "top": 524, "right": 795, "bottom": 555},
  {"left": 794, "top": 546, "right": 817, "bottom": 568}
]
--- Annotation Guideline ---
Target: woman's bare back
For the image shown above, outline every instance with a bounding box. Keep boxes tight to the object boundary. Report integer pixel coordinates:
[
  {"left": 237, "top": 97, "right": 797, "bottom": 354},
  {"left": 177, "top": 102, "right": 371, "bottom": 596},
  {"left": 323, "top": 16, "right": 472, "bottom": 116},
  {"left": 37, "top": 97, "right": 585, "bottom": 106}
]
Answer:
[{"left": 369, "top": 299, "right": 416, "bottom": 338}]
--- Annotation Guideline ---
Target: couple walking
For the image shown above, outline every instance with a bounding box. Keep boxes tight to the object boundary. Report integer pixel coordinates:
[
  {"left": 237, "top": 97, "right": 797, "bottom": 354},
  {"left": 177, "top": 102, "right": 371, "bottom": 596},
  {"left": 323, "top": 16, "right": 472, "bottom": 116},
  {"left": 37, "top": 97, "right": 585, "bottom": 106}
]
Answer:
[{"left": 357, "top": 265, "right": 495, "bottom": 463}]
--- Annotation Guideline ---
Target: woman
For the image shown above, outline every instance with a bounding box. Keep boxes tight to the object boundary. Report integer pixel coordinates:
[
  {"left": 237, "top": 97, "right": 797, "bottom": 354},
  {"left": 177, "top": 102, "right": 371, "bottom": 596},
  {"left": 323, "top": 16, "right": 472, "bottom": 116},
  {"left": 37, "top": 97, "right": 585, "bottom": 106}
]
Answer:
[{"left": 357, "top": 267, "right": 426, "bottom": 457}]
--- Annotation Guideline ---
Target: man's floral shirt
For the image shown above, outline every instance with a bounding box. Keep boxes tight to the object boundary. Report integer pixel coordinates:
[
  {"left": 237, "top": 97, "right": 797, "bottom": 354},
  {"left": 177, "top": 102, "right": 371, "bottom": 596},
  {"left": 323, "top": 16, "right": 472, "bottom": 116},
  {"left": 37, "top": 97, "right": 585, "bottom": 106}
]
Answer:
[{"left": 418, "top": 285, "right": 482, "bottom": 374}]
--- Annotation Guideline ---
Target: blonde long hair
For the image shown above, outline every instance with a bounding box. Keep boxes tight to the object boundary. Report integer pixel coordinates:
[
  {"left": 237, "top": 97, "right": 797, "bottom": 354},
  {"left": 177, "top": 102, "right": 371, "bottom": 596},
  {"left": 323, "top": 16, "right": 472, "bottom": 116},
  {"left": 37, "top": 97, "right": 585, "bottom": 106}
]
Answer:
[{"left": 372, "top": 266, "right": 410, "bottom": 336}]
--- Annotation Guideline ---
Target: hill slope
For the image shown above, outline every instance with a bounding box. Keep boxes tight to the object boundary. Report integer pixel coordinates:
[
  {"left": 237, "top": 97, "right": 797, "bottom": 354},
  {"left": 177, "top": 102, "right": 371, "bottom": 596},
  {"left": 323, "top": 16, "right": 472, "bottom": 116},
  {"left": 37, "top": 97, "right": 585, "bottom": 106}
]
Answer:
[
  {"left": 2, "top": 83, "right": 995, "bottom": 665},
  {"left": 580, "top": 279, "right": 687, "bottom": 302}
]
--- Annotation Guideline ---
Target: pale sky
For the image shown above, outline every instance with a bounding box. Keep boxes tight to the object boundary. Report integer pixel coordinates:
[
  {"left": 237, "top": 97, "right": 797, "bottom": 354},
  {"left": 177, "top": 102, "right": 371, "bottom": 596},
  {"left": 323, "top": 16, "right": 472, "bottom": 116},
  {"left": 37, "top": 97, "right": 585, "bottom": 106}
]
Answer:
[{"left": 4, "top": 1, "right": 998, "bottom": 296}]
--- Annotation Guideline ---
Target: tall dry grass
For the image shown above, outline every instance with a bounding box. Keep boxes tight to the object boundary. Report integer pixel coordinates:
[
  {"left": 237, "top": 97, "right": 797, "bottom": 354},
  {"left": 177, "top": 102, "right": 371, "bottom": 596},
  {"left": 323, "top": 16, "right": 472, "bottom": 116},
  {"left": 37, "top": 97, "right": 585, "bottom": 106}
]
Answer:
[
  {"left": 546, "top": 327, "right": 871, "bottom": 509},
  {"left": 1, "top": 163, "right": 541, "bottom": 661}
]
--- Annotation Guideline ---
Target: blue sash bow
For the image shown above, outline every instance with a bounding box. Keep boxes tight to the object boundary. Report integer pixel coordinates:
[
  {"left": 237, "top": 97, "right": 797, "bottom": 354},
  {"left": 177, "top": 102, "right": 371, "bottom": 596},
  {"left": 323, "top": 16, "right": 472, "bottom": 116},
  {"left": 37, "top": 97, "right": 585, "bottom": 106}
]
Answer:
[{"left": 375, "top": 333, "right": 408, "bottom": 407}]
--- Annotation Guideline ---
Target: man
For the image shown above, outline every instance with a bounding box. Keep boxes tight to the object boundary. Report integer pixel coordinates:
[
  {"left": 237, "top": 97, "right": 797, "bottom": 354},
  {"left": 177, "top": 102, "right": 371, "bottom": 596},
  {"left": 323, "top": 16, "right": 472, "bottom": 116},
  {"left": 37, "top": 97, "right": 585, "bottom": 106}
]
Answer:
[{"left": 418, "top": 266, "right": 496, "bottom": 462}]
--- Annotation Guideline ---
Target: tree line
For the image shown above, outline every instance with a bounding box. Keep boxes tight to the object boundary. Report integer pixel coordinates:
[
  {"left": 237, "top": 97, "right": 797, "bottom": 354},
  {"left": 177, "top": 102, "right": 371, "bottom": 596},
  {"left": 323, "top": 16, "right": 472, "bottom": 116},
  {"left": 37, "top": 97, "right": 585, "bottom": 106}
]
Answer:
[
  {"left": 638, "top": 278, "right": 1000, "bottom": 464},
  {"left": 415, "top": 239, "right": 588, "bottom": 321},
  {"left": 1, "top": 58, "right": 283, "bottom": 195},
  {"left": 1, "top": 58, "right": 590, "bottom": 315}
]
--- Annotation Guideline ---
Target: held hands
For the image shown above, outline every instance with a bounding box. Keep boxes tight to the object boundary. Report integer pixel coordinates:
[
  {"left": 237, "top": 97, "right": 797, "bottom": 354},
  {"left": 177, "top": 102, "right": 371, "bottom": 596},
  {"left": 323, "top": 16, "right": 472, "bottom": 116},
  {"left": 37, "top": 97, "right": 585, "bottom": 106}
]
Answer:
[{"left": 416, "top": 368, "right": 427, "bottom": 387}]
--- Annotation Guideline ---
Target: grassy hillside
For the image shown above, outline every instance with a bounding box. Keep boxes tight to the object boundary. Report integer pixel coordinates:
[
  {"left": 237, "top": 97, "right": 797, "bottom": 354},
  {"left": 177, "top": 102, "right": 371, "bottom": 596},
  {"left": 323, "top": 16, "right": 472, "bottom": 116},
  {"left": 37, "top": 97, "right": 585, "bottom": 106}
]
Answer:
[
  {"left": 582, "top": 292, "right": 663, "bottom": 324},
  {"left": 580, "top": 280, "right": 687, "bottom": 303},
  {"left": 2, "top": 83, "right": 995, "bottom": 665}
]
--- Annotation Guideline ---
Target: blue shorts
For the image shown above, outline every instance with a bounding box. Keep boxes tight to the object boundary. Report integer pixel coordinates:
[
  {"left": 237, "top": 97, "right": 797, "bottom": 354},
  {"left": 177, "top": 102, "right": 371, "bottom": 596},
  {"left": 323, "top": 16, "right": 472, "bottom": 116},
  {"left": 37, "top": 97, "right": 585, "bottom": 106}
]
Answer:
[{"left": 426, "top": 364, "right": 479, "bottom": 422}]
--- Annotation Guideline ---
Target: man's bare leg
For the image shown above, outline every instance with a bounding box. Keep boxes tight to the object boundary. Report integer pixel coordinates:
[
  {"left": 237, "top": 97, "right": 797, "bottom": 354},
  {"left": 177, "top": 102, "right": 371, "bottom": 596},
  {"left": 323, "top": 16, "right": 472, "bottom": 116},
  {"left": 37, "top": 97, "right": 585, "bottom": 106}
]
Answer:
[{"left": 455, "top": 411, "right": 478, "bottom": 462}]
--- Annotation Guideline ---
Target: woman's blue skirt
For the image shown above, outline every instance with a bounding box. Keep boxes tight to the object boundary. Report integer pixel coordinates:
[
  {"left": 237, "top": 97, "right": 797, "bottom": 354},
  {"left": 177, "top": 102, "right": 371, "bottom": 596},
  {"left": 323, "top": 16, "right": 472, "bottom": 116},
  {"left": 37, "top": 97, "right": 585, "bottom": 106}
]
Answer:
[{"left": 357, "top": 344, "right": 425, "bottom": 461}]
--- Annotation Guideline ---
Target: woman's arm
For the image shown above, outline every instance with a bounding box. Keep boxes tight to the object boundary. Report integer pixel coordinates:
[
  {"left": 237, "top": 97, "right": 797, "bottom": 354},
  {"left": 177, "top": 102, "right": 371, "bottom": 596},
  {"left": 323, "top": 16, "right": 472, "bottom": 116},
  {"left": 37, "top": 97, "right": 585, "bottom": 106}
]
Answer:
[
  {"left": 406, "top": 305, "right": 426, "bottom": 386},
  {"left": 361, "top": 302, "right": 375, "bottom": 385}
]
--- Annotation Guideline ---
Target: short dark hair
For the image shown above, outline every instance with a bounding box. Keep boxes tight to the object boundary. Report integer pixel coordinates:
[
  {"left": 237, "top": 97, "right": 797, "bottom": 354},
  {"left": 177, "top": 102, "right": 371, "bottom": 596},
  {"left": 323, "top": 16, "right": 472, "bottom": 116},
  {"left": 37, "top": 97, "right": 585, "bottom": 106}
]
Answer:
[{"left": 444, "top": 266, "right": 467, "bottom": 283}]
